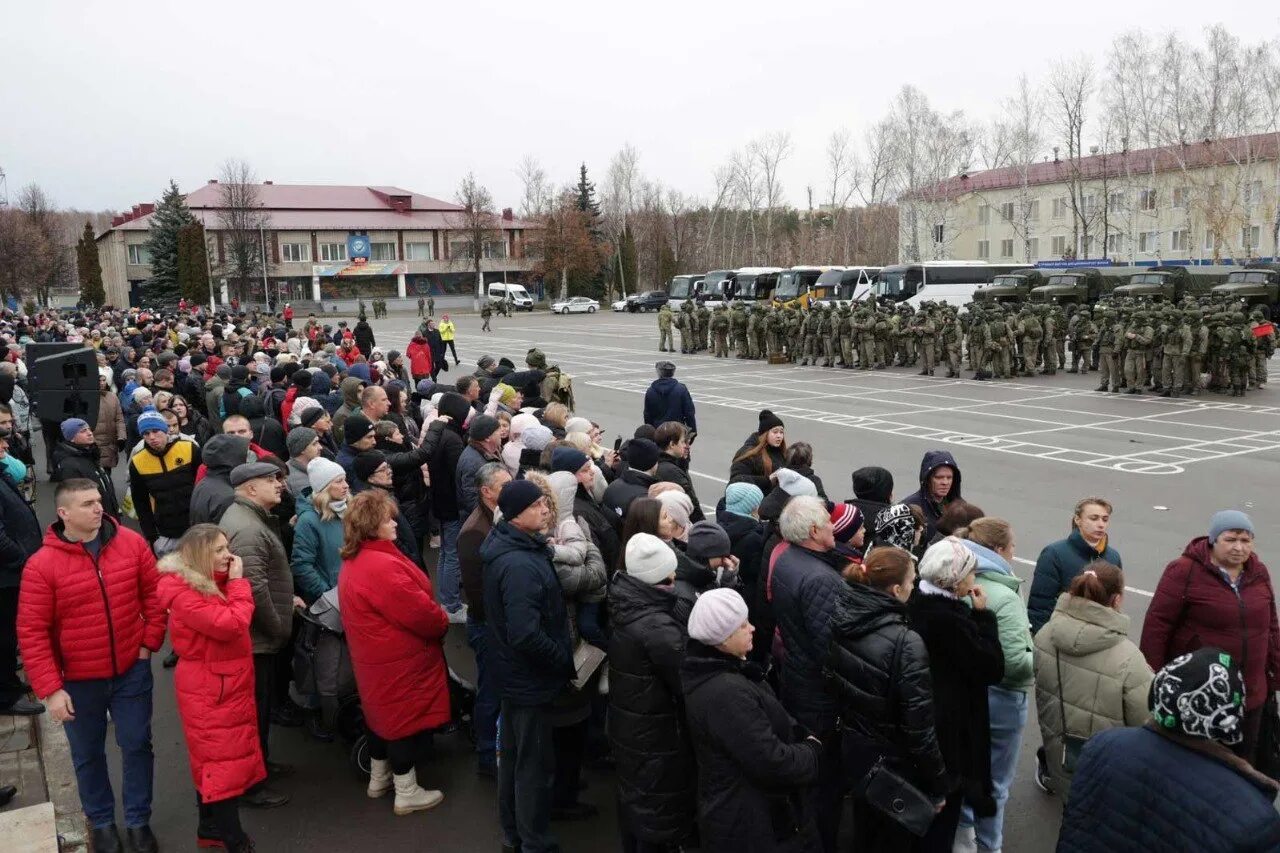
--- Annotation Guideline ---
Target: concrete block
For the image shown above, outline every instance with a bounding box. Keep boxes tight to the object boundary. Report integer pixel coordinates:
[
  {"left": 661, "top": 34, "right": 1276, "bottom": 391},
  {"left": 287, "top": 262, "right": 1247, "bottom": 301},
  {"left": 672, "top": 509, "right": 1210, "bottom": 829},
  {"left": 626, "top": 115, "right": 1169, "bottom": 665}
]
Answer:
[
  {"left": 0, "top": 713, "right": 35, "bottom": 752},
  {"left": 35, "top": 707, "right": 87, "bottom": 853},
  {"left": 0, "top": 801, "right": 59, "bottom": 853}
]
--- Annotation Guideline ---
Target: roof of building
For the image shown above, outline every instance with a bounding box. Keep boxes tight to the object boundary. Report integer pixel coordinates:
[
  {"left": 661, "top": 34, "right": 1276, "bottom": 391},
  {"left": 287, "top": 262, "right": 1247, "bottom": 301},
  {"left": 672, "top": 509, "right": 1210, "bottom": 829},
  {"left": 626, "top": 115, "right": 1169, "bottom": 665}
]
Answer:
[
  {"left": 101, "top": 182, "right": 533, "bottom": 235},
  {"left": 909, "top": 131, "right": 1280, "bottom": 201}
]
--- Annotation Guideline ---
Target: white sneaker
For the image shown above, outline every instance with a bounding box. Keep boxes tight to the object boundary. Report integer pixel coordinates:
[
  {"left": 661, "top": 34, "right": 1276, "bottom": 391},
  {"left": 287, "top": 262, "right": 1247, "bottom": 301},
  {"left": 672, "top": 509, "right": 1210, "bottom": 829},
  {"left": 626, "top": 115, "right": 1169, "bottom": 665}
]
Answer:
[
  {"left": 367, "top": 758, "right": 393, "bottom": 798},
  {"left": 393, "top": 771, "right": 444, "bottom": 815},
  {"left": 447, "top": 607, "right": 468, "bottom": 625}
]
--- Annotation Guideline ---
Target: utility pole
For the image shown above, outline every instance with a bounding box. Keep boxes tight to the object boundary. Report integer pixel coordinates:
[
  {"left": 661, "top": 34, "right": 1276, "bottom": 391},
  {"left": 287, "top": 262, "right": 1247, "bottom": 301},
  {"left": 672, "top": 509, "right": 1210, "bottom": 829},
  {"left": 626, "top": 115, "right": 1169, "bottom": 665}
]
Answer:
[{"left": 259, "top": 222, "right": 270, "bottom": 312}]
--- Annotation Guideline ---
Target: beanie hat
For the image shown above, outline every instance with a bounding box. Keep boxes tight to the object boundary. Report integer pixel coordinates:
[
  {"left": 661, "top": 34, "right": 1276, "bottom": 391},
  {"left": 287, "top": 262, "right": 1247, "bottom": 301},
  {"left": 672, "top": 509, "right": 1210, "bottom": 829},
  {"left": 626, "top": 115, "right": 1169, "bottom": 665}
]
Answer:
[
  {"left": 686, "top": 521, "right": 732, "bottom": 560},
  {"left": 510, "top": 412, "right": 538, "bottom": 437},
  {"left": 633, "top": 424, "right": 657, "bottom": 441},
  {"left": 344, "top": 414, "right": 375, "bottom": 445},
  {"left": 724, "top": 482, "right": 764, "bottom": 517},
  {"left": 519, "top": 424, "right": 551, "bottom": 453},
  {"left": 132, "top": 386, "right": 153, "bottom": 403},
  {"left": 1150, "top": 647, "right": 1245, "bottom": 745},
  {"left": 758, "top": 409, "right": 785, "bottom": 434},
  {"left": 286, "top": 427, "right": 318, "bottom": 458},
  {"left": 136, "top": 409, "right": 168, "bottom": 435},
  {"left": 564, "top": 417, "right": 593, "bottom": 435},
  {"left": 307, "top": 457, "right": 345, "bottom": 494},
  {"left": 498, "top": 479, "right": 544, "bottom": 522},
  {"left": 61, "top": 418, "right": 90, "bottom": 441},
  {"left": 830, "top": 503, "right": 864, "bottom": 544},
  {"left": 917, "top": 537, "right": 978, "bottom": 590},
  {"left": 292, "top": 370, "right": 313, "bottom": 390},
  {"left": 873, "top": 503, "right": 917, "bottom": 553},
  {"left": 416, "top": 378, "right": 435, "bottom": 396},
  {"left": 468, "top": 415, "right": 501, "bottom": 443},
  {"left": 624, "top": 533, "right": 677, "bottom": 585},
  {"left": 550, "top": 446, "right": 590, "bottom": 474},
  {"left": 269, "top": 366, "right": 286, "bottom": 383},
  {"left": 299, "top": 407, "right": 326, "bottom": 429},
  {"left": 852, "top": 466, "right": 894, "bottom": 503},
  {"left": 496, "top": 384, "right": 520, "bottom": 406},
  {"left": 656, "top": 490, "right": 694, "bottom": 538},
  {"left": 772, "top": 468, "right": 818, "bottom": 497},
  {"left": 687, "top": 588, "right": 750, "bottom": 646},
  {"left": 626, "top": 438, "right": 661, "bottom": 472},
  {"left": 352, "top": 450, "right": 387, "bottom": 483},
  {"left": 1209, "top": 510, "right": 1254, "bottom": 543}
]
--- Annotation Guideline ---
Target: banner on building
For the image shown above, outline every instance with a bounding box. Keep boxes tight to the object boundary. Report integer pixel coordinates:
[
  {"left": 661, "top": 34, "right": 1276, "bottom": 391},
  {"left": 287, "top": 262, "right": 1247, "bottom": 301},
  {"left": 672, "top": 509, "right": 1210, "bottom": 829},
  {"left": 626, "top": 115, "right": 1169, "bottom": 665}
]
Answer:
[
  {"left": 1035, "top": 259, "right": 1113, "bottom": 269},
  {"left": 312, "top": 263, "right": 407, "bottom": 277},
  {"left": 347, "top": 235, "right": 371, "bottom": 266}
]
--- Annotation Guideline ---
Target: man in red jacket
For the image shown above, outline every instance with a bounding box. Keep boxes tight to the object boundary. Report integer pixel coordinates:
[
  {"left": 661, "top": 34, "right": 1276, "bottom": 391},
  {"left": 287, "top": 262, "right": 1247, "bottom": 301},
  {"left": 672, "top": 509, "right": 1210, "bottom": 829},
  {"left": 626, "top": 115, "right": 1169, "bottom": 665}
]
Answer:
[{"left": 18, "top": 479, "right": 166, "bottom": 853}]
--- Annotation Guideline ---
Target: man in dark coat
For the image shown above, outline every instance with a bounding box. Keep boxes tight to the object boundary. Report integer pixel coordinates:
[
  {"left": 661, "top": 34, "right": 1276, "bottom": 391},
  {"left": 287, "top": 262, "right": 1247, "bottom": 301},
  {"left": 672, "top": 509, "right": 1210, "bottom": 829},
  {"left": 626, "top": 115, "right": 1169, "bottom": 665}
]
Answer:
[
  {"left": 189, "top": 434, "right": 251, "bottom": 525},
  {"left": 846, "top": 465, "right": 893, "bottom": 541},
  {"left": 602, "top": 438, "right": 662, "bottom": 525},
  {"left": 643, "top": 362, "right": 696, "bottom": 433},
  {"left": 51, "top": 418, "right": 121, "bottom": 519},
  {"left": 428, "top": 393, "right": 469, "bottom": 618},
  {"left": 902, "top": 449, "right": 962, "bottom": 543},
  {"left": 482, "top": 480, "right": 574, "bottom": 853},
  {"left": 353, "top": 316, "right": 376, "bottom": 355},
  {"left": 0, "top": 468, "right": 42, "bottom": 716},
  {"left": 1027, "top": 497, "right": 1122, "bottom": 634},
  {"left": 239, "top": 395, "right": 288, "bottom": 461},
  {"left": 653, "top": 421, "right": 704, "bottom": 523},
  {"left": 455, "top": 415, "right": 502, "bottom": 519}
]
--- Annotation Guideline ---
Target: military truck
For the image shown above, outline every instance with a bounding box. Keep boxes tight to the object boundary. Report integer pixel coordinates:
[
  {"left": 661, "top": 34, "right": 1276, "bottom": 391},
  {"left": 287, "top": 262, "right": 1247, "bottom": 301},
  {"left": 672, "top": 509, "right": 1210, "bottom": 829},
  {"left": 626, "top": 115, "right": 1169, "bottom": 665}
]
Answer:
[
  {"left": 971, "top": 269, "right": 1046, "bottom": 304},
  {"left": 1028, "top": 268, "right": 1115, "bottom": 305},
  {"left": 1209, "top": 262, "right": 1280, "bottom": 318},
  {"left": 1109, "top": 265, "right": 1219, "bottom": 303}
]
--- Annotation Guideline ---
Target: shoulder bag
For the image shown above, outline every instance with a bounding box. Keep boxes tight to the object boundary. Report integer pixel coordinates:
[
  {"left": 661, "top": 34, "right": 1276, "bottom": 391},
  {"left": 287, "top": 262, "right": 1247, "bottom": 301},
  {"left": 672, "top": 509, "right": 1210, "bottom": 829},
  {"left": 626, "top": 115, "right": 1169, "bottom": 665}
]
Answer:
[{"left": 1055, "top": 650, "right": 1089, "bottom": 773}]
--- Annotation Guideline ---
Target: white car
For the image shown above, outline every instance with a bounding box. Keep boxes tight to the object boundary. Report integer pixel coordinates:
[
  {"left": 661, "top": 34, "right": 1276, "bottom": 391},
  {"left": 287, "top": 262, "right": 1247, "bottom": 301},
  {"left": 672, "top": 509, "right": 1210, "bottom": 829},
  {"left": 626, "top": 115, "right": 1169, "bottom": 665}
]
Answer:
[
  {"left": 552, "top": 297, "right": 599, "bottom": 315},
  {"left": 611, "top": 299, "right": 629, "bottom": 312}
]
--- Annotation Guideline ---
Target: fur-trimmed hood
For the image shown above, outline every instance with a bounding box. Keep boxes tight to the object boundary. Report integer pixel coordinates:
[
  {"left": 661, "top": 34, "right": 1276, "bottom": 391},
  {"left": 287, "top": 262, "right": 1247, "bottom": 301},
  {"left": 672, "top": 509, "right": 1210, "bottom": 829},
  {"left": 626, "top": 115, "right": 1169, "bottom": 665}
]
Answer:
[{"left": 157, "top": 551, "right": 224, "bottom": 599}]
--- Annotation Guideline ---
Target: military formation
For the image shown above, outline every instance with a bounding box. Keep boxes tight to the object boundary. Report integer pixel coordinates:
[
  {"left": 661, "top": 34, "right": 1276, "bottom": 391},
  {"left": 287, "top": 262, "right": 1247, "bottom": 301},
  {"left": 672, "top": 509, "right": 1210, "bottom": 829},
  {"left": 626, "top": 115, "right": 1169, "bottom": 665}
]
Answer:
[{"left": 656, "top": 296, "right": 1274, "bottom": 398}]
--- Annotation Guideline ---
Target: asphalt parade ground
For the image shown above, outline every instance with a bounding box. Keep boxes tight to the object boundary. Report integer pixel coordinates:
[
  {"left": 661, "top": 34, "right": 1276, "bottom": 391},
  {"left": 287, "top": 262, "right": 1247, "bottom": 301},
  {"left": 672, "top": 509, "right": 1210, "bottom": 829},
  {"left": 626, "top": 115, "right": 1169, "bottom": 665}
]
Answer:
[{"left": 69, "top": 308, "right": 1278, "bottom": 852}]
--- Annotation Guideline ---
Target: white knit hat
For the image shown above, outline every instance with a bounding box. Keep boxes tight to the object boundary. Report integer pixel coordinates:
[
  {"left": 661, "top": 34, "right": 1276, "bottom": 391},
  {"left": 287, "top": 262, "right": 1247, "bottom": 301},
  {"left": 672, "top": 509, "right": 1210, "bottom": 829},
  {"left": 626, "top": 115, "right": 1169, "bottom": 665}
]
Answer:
[
  {"left": 687, "top": 588, "right": 750, "bottom": 646},
  {"left": 656, "top": 490, "right": 694, "bottom": 540},
  {"left": 307, "top": 457, "right": 346, "bottom": 494},
  {"left": 917, "top": 536, "right": 978, "bottom": 590},
  {"left": 625, "top": 533, "right": 677, "bottom": 585},
  {"left": 772, "top": 468, "right": 818, "bottom": 497}
]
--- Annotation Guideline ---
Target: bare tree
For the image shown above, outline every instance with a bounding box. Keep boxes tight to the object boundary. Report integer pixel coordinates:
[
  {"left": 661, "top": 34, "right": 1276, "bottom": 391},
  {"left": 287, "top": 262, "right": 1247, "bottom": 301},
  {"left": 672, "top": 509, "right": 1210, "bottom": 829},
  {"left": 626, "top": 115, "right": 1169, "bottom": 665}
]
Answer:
[
  {"left": 16, "top": 184, "right": 72, "bottom": 306},
  {"left": 1047, "top": 57, "right": 1097, "bottom": 258},
  {"left": 753, "top": 132, "right": 793, "bottom": 261},
  {"left": 450, "top": 172, "right": 499, "bottom": 309},
  {"left": 516, "top": 155, "right": 552, "bottom": 219},
  {"left": 217, "top": 159, "right": 270, "bottom": 305}
]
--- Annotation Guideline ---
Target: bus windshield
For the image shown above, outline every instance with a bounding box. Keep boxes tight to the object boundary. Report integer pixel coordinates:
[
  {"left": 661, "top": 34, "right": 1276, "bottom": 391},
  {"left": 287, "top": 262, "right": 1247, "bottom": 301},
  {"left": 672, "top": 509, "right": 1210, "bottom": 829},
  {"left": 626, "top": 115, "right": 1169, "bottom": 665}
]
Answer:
[
  {"left": 669, "top": 276, "right": 693, "bottom": 299},
  {"left": 873, "top": 267, "right": 922, "bottom": 298},
  {"left": 774, "top": 272, "right": 801, "bottom": 300}
]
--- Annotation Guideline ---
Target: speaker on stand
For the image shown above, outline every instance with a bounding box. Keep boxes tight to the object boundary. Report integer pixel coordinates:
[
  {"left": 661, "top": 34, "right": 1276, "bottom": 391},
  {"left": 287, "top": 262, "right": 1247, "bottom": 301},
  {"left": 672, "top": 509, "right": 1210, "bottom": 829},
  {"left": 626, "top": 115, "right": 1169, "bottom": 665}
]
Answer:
[{"left": 26, "top": 343, "right": 100, "bottom": 476}]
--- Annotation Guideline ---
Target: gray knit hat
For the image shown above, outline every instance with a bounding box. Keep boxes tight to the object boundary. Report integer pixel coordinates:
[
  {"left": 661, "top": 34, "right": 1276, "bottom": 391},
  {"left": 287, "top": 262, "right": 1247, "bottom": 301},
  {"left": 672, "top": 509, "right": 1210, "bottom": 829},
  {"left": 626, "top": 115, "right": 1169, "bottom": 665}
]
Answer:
[{"left": 285, "top": 427, "right": 318, "bottom": 458}]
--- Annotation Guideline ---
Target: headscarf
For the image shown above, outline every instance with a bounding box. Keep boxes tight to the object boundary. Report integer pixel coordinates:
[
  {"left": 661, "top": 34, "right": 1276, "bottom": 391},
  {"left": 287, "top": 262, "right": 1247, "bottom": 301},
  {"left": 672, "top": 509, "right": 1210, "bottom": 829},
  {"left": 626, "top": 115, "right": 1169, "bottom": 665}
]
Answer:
[{"left": 1150, "top": 647, "right": 1246, "bottom": 745}]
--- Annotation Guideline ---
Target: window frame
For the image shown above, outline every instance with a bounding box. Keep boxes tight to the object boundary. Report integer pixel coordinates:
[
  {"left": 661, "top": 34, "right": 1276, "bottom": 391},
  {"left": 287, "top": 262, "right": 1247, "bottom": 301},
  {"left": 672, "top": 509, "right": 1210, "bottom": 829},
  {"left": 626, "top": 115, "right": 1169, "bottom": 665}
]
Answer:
[
  {"left": 280, "top": 242, "right": 311, "bottom": 263},
  {"left": 404, "top": 241, "right": 434, "bottom": 261},
  {"left": 319, "top": 242, "right": 347, "bottom": 262},
  {"left": 369, "top": 241, "right": 398, "bottom": 262}
]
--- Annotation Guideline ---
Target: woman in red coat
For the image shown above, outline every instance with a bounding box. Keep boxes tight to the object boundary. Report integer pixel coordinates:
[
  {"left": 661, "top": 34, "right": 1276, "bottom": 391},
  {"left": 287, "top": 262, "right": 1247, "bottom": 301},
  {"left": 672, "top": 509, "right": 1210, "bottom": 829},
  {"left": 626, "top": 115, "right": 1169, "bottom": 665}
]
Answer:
[
  {"left": 405, "top": 332, "right": 434, "bottom": 384},
  {"left": 1140, "top": 510, "right": 1280, "bottom": 766},
  {"left": 157, "top": 524, "right": 265, "bottom": 853},
  {"left": 339, "top": 490, "right": 450, "bottom": 815}
]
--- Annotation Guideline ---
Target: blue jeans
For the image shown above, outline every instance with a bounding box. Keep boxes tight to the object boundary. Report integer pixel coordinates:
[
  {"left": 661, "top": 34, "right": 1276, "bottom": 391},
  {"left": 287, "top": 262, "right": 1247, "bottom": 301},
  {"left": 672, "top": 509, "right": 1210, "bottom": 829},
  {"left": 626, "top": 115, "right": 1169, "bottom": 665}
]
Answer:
[
  {"left": 466, "top": 618, "right": 499, "bottom": 768},
  {"left": 62, "top": 657, "right": 155, "bottom": 829},
  {"left": 437, "top": 519, "right": 463, "bottom": 612},
  {"left": 960, "top": 685, "right": 1028, "bottom": 852}
]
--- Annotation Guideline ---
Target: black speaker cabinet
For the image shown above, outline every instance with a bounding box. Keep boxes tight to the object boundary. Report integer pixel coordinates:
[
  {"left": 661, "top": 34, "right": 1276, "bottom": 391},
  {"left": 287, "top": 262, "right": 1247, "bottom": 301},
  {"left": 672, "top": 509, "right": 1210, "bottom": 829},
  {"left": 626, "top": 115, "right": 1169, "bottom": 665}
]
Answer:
[{"left": 27, "top": 343, "right": 100, "bottom": 428}]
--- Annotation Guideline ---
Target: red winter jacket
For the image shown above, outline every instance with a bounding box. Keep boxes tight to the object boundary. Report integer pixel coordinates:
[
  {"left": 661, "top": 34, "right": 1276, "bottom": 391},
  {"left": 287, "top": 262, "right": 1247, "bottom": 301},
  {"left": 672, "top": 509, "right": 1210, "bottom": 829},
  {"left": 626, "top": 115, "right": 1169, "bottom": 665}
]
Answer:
[
  {"left": 157, "top": 554, "right": 265, "bottom": 801},
  {"left": 406, "top": 338, "right": 434, "bottom": 378},
  {"left": 18, "top": 518, "right": 166, "bottom": 699},
  {"left": 1140, "top": 537, "right": 1280, "bottom": 711},
  {"left": 338, "top": 539, "right": 451, "bottom": 740},
  {"left": 338, "top": 345, "right": 362, "bottom": 367}
]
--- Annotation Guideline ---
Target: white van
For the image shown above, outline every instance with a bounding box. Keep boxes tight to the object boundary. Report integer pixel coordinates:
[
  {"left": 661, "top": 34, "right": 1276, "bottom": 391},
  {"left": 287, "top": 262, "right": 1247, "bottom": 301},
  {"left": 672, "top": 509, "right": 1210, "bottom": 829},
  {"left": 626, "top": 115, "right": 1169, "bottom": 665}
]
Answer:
[{"left": 488, "top": 283, "right": 534, "bottom": 311}]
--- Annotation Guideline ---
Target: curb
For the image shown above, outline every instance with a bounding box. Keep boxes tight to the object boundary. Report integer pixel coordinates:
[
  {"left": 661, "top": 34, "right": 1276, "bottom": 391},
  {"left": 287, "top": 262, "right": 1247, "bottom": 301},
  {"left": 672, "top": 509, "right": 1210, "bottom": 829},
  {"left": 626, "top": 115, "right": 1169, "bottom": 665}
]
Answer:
[{"left": 34, "top": 711, "right": 86, "bottom": 853}]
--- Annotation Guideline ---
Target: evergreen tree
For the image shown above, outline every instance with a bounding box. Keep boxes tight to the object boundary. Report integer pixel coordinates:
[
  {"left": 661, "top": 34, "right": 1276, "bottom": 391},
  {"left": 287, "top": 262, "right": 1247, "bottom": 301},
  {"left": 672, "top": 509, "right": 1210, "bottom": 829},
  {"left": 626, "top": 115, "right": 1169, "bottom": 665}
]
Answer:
[
  {"left": 76, "top": 221, "right": 105, "bottom": 307},
  {"left": 176, "top": 221, "right": 211, "bottom": 305},
  {"left": 574, "top": 164, "right": 602, "bottom": 235},
  {"left": 572, "top": 164, "right": 607, "bottom": 296},
  {"left": 143, "top": 179, "right": 195, "bottom": 303},
  {"left": 657, "top": 241, "right": 678, "bottom": 288}
]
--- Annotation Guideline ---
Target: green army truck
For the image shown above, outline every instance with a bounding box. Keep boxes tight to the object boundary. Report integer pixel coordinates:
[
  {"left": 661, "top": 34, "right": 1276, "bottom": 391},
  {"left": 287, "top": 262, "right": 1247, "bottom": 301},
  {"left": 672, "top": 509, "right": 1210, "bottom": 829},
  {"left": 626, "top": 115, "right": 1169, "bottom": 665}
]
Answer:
[
  {"left": 1110, "top": 265, "right": 1220, "bottom": 303},
  {"left": 971, "top": 269, "right": 1045, "bottom": 304},
  {"left": 1028, "top": 268, "right": 1116, "bottom": 305},
  {"left": 1210, "top": 263, "right": 1280, "bottom": 318}
]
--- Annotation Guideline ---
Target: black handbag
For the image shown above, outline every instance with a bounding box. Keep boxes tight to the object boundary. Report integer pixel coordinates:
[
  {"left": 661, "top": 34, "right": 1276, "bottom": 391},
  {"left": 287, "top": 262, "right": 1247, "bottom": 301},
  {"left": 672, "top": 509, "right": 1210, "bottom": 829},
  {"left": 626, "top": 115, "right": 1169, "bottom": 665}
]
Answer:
[
  {"left": 1055, "top": 650, "right": 1089, "bottom": 773},
  {"left": 855, "top": 628, "right": 938, "bottom": 837}
]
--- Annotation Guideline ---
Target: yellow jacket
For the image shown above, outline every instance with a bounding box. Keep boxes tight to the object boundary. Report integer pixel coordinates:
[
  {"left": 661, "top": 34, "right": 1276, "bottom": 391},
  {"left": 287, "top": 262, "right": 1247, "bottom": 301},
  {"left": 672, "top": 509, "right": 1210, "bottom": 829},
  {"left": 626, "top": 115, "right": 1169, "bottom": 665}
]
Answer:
[{"left": 439, "top": 320, "right": 456, "bottom": 341}]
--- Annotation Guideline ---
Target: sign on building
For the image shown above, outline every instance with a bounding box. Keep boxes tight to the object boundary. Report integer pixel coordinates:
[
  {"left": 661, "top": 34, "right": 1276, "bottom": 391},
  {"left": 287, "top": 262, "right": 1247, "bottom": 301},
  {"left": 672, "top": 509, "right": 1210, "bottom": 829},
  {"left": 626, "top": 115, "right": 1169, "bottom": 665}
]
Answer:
[{"left": 347, "top": 235, "right": 371, "bottom": 266}]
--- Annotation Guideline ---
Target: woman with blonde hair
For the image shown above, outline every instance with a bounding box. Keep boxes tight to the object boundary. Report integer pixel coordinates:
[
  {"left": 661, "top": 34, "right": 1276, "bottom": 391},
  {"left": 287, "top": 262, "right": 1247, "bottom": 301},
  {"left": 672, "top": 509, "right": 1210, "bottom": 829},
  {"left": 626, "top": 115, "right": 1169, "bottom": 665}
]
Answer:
[
  {"left": 338, "top": 490, "right": 450, "bottom": 815},
  {"left": 291, "top": 458, "right": 349, "bottom": 605},
  {"left": 157, "top": 524, "right": 267, "bottom": 851}
]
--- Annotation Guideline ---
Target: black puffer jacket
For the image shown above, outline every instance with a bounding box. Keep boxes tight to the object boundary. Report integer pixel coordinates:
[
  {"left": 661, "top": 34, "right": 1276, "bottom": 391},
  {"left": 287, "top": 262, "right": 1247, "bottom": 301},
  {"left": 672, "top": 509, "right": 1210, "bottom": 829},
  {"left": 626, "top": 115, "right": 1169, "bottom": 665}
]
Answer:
[
  {"left": 681, "top": 640, "right": 821, "bottom": 853},
  {"left": 607, "top": 573, "right": 696, "bottom": 845},
  {"left": 906, "top": 589, "right": 1004, "bottom": 816},
  {"left": 240, "top": 395, "right": 287, "bottom": 461},
  {"left": 654, "top": 452, "right": 705, "bottom": 523},
  {"left": 426, "top": 393, "right": 468, "bottom": 522},
  {"left": 728, "top": 435, "right": 786, "bottom": 494},
  {"left": 51, "top": 440, "right": 121, "bottom": 518},
  {"left": 826, "top": 583, "right": 948, "bottom": 798},
  {"left": 574, "top": 484, "right": 621, "bottom": 570},
  {"left": 769, "top": 543, "right": 845, "bottom": 732},
  {"left": 602, "top": 467, "right": 659, "bottom": 523}
]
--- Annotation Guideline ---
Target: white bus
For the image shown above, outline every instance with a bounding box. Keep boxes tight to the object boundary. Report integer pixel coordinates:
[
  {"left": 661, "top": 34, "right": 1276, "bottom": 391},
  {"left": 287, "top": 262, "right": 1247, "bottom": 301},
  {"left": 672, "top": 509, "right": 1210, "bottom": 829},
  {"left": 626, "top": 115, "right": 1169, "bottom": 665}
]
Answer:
[
  {"left": 872, "top": 262, "right": 1025, "bottom": 308},
  {"left": 666, "top": 273, "right": 707, "bottom": 309},
  {"left": 812, "top": 266, "right": 882, "bottom": 307},
  {"left": 708, "top": 266, "right": 782, "bottom": 307},
  {"left": 773, "top": 265, "right": 838, "bottom": 308}
]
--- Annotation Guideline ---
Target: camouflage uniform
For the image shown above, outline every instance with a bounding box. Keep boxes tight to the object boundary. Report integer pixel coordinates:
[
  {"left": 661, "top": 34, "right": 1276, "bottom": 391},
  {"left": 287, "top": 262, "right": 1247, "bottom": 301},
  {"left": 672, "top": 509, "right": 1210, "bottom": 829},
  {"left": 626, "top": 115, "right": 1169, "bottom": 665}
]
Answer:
[
  {"left": 1250, "top": 310, "right": 1274, "bottom": 387},
  {"left": 1122, "top": 313, "right": 1154, "bottom": 393},
  {"left": 1016, "top": 308, "right": 1043, "bottom": 377},
  {"left": 677, "top": 302, "right": 694, "bottom": 354},
  {"left": 913, "top": 308, "right": 937, "bottom": 375},
  {"left": 657, "top": 304, "right": 674, "bottom": 352},
  {"left": 711, "top": 306, "right": 730, "bottom": 357},
  {"left": 1095, "top": 309, "right": 1121, "bottom": 392},
  {"left": 837, "top": 306, "right": 855, "bottom": 368}
]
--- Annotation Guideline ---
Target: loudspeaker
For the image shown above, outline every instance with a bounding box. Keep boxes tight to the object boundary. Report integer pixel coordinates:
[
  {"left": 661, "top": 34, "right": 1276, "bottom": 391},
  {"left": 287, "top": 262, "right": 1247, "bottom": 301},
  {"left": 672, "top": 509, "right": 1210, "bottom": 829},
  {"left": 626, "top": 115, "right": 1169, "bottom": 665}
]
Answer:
[{"left": 27, "top": 343, "right": 100, "bottom": 428}]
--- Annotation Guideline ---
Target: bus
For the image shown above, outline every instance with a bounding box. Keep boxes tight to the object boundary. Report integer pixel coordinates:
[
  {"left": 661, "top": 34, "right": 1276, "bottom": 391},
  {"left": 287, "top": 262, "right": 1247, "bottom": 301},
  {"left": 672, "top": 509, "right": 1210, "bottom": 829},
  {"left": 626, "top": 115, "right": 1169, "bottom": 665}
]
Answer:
[
  {"left": 695, "top": 270, "right": 737, "bottom": 307},
  {"left": 812, "top": 266, "right": 882, "bottom": 307},
  {"left": 666, "top": 273, "right": 706, "bottom": 309},
  {"left": 872, "top": 262, "right": 1025, "bottom": 308},
  {"left": 773, "top": 266, "right": 840, "bottom": 309},
  {"left": 715, "top": 267, "right": 782, "bottom": 306}
]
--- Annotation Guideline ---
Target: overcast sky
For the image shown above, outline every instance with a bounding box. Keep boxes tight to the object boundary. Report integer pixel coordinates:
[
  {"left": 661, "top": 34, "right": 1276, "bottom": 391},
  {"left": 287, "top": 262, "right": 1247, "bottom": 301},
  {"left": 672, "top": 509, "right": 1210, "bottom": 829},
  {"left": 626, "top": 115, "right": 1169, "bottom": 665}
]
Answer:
[{"left": 1, "top": 1, "right": 1272, "bottom": 213}]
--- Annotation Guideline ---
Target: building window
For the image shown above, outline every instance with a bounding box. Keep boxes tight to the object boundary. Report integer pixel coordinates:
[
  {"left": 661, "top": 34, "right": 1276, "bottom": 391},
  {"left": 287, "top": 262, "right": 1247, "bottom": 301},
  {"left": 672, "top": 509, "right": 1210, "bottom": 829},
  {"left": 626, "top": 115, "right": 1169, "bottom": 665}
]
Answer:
[
  {"left": 1108, "top": 192, "right": 1126, "bottom": 214},
  {"left": 1107, "top": 233, "right": 1124, "bottom": 254},
  {"left": 482, "top": 239, "right": 507, "bottom": 260},
  {"left": 127, "top": 245, "right": 152, "bottom": 265},
  {"left": 1205, "top": 229, "right": 1217, "bottom": 252},
  {"left": 977, "top": 240, "right": 990, "bottom": 259},
  {"left": 1242, "top": 225, "right": 1262, "bottom": 251},
  {"left": 1052, "top": 235, "right": 1067, "bottom": 256},
  {"left": 1027, "top": 237, "right": 1039, "bottom": 258},
  {"left": 1027, "top": 199, "right": 1040, "bottom": 222},
  {"left": 931, "top": 224, "right": 945, "bottom": 244},
  {"left": 404, "top": 241, "right": 433, "bottom": 261},
  {"left": 1083, "top": 235, "right": 1096, "bottom": 256},
  {"left": 999, "top": 239, "right": 1014, "bottom": 258},
  {"left": 1000, "top": 202, "right": 1015, "bottom": 222},
  {"left": 1244, "top": 180, "right": 1263, "bottom": 210},
  {"left": 319, "top": 242, "right": 347, "bottom": 262},
  {"left": 1172, "top": 186, "right": 1190, "bottom": 208},
  {"left": 370, "top": 241, "right": 397, "bottom": 262},
  {"left": 449, "top": 240, "right": 474, "bottom": 260},
  {"left": 1083, "top": 195, "right": 1099, "bottom": 215},
  {"left": 1139, "top": 189, "right": 1157, "bottom": 211},
  {"left": 1052, "top": 197, "right": 1069, "bottom": 219},
  {"left": 1171, "top": 230, "right": 1191, "bottom": 252},
  {"left": 977, "top": 205, "right": 990, "bottom": 226},
  {"left": 280, "top": 242, "right": 310, "bottom": 263},
  {"left": 1138, "top": 231, "right": 1160, "bottom": 253}
]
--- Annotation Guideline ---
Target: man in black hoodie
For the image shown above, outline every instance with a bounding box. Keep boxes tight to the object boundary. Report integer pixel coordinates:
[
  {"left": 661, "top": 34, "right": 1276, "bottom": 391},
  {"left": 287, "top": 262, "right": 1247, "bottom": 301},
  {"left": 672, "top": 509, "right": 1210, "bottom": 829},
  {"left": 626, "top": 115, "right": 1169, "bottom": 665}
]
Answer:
[
  {"left": 602, "top": 438, "right": 662, "bottom": 526},
  {"left": 846, "top": 465, "right": 894, "bottom": 541},
  {"left": 902, "top": 450, "right": 962, "bottom": 543},
  {"left": 427, "top": 392, "right": 470, "bottom": 620},
  {"left": 189, "top": 434, "right": 251, "bottom": 524},
  {"left": 239, "top": 396, "right": 288, "bottom": 461}
]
